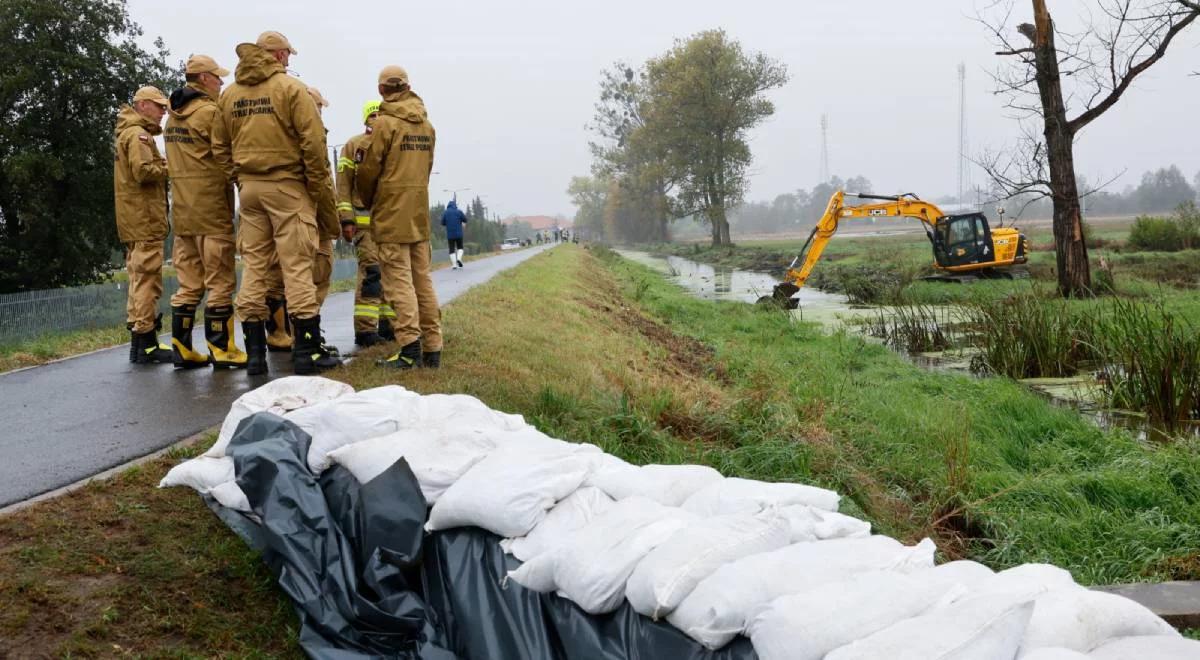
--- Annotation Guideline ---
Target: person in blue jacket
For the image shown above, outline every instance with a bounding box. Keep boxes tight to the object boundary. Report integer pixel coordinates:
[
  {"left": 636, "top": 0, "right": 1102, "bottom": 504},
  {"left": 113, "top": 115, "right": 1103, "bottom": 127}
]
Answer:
[{"left": 441, "top": 199, "right": 467, "bottom": 269}]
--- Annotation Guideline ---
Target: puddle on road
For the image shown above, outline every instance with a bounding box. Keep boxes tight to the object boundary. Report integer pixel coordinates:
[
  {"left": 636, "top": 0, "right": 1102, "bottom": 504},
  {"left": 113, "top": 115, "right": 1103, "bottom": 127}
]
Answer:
[{"left": 621, "top": 249, "right": 1197, "bottom": 440}]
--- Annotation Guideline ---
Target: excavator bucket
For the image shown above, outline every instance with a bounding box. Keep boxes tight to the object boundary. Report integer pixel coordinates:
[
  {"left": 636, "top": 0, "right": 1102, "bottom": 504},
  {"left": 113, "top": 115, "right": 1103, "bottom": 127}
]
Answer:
[{"left": 757, "top": 281, "right": 800, "bottom": 308}]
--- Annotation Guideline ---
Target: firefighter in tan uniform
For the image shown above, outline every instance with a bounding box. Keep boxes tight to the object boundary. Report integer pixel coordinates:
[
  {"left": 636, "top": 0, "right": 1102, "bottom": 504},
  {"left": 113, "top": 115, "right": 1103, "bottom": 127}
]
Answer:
[
  {"left": 114, "top": 86, "right": 173, "bottom": 365},
  {"left": 356, "top": 66, "right": 442, "bottom": 369},
  {"left": 337, "top": 100, "right": 397, "bottom": 347},
  {"left": 258, "top": 88, "right": 339, "bottom": 357},
  {"left": 164, "top": 54, "right": 248, "bottom": 370},
  {"left": 305, "top": 86, "right": 338, "bottom": 308},
  {"left": 211, "top": 31, "right": 341, "bottom": 375}
]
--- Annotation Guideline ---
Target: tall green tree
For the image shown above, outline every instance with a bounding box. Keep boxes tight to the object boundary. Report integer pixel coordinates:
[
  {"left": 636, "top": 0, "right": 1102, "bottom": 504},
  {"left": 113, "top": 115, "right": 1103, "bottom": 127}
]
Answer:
[
  {"left": 0, "top": 0, "right": 180, "bottom": 292},
  {"left": 589, "top": 63, "right": 672, "bottom": 241},
  {"left": 642, "top": 30, "right": 787, "bottom": 246}
]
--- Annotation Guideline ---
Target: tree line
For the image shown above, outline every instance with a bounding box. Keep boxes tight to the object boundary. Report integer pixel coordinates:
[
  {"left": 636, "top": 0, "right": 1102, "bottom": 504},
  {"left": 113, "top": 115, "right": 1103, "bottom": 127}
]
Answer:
[{"left": 571, "top": 29, "right": 787, "bottom": 246}]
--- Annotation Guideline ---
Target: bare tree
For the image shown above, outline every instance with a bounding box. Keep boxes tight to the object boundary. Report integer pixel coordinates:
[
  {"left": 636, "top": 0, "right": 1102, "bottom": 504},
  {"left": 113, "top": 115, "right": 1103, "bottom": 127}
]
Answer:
[{"left": 981, "top": 0, "right": 1200, "bottom": 297}]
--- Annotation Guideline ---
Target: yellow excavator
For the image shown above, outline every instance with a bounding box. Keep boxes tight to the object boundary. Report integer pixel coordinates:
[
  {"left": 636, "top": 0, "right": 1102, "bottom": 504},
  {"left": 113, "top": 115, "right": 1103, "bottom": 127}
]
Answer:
[{"left": 766, "top": 191, "right": 1029, "bottom": 305}]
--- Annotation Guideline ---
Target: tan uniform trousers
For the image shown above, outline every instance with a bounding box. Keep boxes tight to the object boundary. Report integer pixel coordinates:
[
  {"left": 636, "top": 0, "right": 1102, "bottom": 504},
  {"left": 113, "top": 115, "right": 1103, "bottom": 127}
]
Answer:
[
  {"left": 313, "top": 239, "right": 334, "bottom": 307},
  {"left": 125, "top": 240, "right": 165, "bottom": 333},
  {"left": 234, "top": 179, "right": 319, "bottom": 321},
  {"left": 378, "top": 240, "right": 442, "bottom": 351},
  {"left": 169, "top": 234, "right": 237, "bottom": 308},
  {"left": 353, "top": 226, "right": 392, "bottom": 334}
]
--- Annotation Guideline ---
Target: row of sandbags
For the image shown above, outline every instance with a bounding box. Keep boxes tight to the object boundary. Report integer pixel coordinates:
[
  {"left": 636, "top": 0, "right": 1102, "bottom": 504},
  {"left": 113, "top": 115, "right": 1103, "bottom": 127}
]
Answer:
[{"left": 161, "top": 379, "right": 1197, "bottom": 659}]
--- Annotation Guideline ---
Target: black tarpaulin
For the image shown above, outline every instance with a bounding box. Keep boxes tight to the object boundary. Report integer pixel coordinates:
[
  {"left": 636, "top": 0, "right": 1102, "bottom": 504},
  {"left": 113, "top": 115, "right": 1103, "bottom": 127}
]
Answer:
[{"left": 213, "top": 413, "right": 758, "bottom": 660}]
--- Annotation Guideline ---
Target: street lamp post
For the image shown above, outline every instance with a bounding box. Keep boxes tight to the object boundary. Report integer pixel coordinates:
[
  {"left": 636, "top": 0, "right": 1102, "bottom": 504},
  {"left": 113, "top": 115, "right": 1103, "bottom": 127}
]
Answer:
[{"left": 443, "top": 187, "right": 470, "bottom": 203}]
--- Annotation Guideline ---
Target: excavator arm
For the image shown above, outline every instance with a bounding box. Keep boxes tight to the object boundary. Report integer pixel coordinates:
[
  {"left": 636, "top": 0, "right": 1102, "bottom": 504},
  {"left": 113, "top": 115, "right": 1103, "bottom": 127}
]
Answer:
[{"left": 769, "top": 191, "right": 946, "bottom": 303}]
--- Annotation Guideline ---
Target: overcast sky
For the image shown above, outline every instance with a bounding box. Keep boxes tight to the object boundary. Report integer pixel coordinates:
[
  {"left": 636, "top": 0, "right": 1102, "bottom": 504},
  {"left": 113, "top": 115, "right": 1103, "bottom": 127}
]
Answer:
[{"left": 127, "top": 0, "right": 1200, "bottom": 218}]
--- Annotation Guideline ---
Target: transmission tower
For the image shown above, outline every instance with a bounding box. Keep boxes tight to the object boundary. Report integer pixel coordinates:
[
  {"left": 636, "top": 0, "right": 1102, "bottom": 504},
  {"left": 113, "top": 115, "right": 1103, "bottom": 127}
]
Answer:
[
  {"left": 819, "top": 114, "right": 830, "bottom": 185},
  {"left": 957, "top": 63, "right": 970, "bottom": 203}
]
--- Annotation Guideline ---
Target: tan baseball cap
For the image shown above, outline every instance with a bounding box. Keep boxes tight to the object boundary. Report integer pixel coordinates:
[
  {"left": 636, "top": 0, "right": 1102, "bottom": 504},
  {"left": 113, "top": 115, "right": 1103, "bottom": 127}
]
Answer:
[
  {"left": 132, "top": 85, "right": 169, "bottom": 107},
  {"left": 306, "top": 86, "right": 329, "bottom": 108},
  {"left": 185, "top": 54, "right": 230, "bottom": 77},
  {"left": 256, "top": 30, "right": 297, "bottom": 54},
  {"left": 378, "top": 65, "right": 409, "bottom": 86}
]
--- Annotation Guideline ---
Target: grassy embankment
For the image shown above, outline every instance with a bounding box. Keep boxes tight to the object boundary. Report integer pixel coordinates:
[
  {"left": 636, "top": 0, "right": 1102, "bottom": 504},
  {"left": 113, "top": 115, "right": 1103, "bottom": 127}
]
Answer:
[{"left": 3, "top": 244, "right": 1199, "bottom": 655}]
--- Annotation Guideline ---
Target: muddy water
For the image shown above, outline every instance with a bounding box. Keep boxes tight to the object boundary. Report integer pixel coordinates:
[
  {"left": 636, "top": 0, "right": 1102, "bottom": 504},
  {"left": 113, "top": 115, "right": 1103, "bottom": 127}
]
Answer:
[{"left": 617, "top": 250, "right": 851, "bottom": 308}]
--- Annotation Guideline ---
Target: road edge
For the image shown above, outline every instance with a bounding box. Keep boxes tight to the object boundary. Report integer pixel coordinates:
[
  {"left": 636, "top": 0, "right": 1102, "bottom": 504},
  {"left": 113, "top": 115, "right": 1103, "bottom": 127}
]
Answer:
[{"left": 0, "top": 426, "right": 214, "bottom": 517}]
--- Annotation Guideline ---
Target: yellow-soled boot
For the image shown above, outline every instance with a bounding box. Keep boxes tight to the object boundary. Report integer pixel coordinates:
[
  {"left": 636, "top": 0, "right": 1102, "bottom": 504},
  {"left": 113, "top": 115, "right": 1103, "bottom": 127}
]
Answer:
[
  {"left": 171, "top": 305, "right": 210, "bottom": 370},
  {"left": 265, "top": 297, "right": 293, "bottom": 352},
  {"left": 205, "top": 306, "right": 248, "bottom": 369}
]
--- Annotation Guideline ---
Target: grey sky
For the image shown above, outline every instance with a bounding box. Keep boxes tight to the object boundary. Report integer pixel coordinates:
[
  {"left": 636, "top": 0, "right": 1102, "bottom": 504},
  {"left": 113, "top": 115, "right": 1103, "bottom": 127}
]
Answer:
[{"left": 128, "top": 0, "right": 1200, "bottom": 218}]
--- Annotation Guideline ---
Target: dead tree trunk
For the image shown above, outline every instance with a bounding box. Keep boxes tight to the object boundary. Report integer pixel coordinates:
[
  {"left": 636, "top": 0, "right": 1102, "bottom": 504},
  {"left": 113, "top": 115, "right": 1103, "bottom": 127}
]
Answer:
[{"left": 1030, "top": 0, "right": 1091, "bottom": 297}]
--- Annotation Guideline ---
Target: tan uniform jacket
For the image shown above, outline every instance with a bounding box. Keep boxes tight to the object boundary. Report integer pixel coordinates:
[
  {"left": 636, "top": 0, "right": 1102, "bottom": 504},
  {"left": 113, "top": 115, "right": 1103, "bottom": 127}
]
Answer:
[
  {"left": 165, "top": 83, "right": 234, "bottom": 236},
  {"left": 113, "top": 106, "right": 168, "bottom": 243},
  {"left": 211, "top": 43, "right": 337, "bottom": 235},
  {"left": 355, "top": 91, "right": 435, "bottom": 244},
  {"left": 337, "top": 132, "right": 371, "bottom": 223}
]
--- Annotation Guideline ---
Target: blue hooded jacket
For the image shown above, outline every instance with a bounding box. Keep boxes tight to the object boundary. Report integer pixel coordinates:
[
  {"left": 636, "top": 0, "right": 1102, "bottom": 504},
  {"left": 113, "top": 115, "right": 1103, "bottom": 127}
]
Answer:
[{"left": 441, "top": 200, "right": 467, "bottom": 240}]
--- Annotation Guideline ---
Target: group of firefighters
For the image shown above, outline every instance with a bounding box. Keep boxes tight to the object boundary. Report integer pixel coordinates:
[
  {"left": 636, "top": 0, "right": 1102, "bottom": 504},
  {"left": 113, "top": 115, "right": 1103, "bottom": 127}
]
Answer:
[{"left": 113, "top": 31, "right": 442, "bottom": 376}]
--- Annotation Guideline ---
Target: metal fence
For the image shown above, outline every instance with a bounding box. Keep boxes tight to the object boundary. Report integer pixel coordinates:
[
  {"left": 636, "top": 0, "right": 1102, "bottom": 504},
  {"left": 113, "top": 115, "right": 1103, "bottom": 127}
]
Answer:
[{"left": 0, "top": 258, "right": 364, "bottom": 345}]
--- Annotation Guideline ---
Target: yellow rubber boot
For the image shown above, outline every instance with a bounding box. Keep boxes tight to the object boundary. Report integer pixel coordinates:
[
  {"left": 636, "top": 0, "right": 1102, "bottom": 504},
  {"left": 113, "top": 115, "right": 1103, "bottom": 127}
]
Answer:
[
  {"left": 205, "top": 306, "right": 248, "bottom": 369},
  {"left": 171, "top": 305, "right": 210, "bottom": 369},
  {"left": 265, "top": 297, "right": 293, "bottom": 352}
]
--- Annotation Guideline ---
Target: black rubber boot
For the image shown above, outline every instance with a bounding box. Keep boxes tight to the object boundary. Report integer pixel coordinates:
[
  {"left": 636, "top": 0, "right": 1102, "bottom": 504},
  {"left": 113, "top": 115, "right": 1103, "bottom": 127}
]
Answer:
[
  {"left": 421, "top": 350, "right": 441, "bottom": 369},
  {"left": 132, "top": 329, "right": 173, "bottom": 364},
  {"left": 377, "top": 340, "right": 421, "bottom": 370},
  {"left": 377, "top": 317, "right": 396, "bottom": 342},
  {"left": 205, "top": 306, "right": 248, "bottom": 369},
  {"left": 355, "top": 331, "right": 385, "bottom": 347},
  {"left": 171, "top": 304, "right": 210, "bottom": 369},
  {"left": 265, "top": 297, "right": 292, "bottom": 352},
  {"left": 243, "top": 320, "right": 269, "bottom": 376},
  {"left": 127, "top": 322, "right": 137, "bottom": 363},
  {"left": 292, "top": 315, "right": 342, "bottom": 375}
]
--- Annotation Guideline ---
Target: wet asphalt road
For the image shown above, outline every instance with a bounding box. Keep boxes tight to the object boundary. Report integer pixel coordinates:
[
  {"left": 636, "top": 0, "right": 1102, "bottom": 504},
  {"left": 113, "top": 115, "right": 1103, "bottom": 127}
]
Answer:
[{"left": 0, "top": 245, "right": 553, "bottom": 507}]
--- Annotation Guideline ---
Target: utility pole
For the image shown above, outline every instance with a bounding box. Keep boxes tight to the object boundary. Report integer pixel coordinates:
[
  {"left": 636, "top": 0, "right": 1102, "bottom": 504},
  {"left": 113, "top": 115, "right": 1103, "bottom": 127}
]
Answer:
[
  {"left": 957, "top": 63, "right": 970, "bottom": 204},
  {"left": 819, "top": 114, "right": 830, "bottom": 185}
]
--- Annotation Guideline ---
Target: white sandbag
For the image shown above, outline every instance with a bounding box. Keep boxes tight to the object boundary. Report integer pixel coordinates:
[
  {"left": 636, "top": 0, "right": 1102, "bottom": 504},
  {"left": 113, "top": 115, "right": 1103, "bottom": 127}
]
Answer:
[
  {"left": 586, "top": 463, "right": 723, "bottom": 506},
  {"left": 501, "top": 487, "right": 614, "bottom": 562},
  {"left": 206, "top": 376, "right": 354, "bottom": 457},
  {"left": 667, "top": 536, "right": 937, "bottom": 649},
  {"left": 916, "top": 560, "right": 997, "bottom": 595},
  {"left": 507, "top": 497, "right": 697, "bottom": 614},
  {"left": 427, "top": 448, "right": 593, "bottom": 537},
  {"left": 826, "top": 596, "right": 1035, "bottom": 660},
  {"left": 625, "top": 512, "right": 792, "bottom": 619},
  {"left": 1019, "top": 588, "right": 1178, "bottom": 654},
  {"left": 209, "top": 480, "right": 251, "bottom": 512},
  {"left": 549, "top": 497, "right": 697, "bottom": 614},
  {"left": 1089, "top": 635, "right": 1200, "bottom": 660},
  {"left": 158, "top": 456, "right": 234, "bottom": 492},
  {"left": 293, "top": 386, "right": 424, "bottom": 473},
  {"left": 1020, "top": 649, "right": 1090, "bottom": 660},
  {"left": 327, "top": 427, "right": 495, "bottom": 501},
  {"left": 775, "top": 504, "right": 870, "bottom": 542},
  {"left": 681, "top": 476, "right": 840, "bottom": 515},
  {"left": 942, "top": 563, "right": 1082, "bottom": 615},
  {"left": 747, "top": 571, "right": 958, "bottom": 660},
  {"left": 417, "top": 393, "right": 528, "bottom": 432}
]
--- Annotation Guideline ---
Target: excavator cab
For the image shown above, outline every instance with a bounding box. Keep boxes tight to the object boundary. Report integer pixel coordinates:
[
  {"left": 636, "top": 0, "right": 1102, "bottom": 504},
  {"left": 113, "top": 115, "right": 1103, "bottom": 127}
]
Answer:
[{"left": 931, "top": 213, "right": 994, "bottom": 269}]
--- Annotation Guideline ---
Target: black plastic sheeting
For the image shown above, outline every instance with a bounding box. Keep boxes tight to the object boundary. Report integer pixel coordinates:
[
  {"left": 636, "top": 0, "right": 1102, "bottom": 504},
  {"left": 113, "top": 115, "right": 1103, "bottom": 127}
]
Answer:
[{"left": 211, "top": 413, "right": 758, "bottom": 660}]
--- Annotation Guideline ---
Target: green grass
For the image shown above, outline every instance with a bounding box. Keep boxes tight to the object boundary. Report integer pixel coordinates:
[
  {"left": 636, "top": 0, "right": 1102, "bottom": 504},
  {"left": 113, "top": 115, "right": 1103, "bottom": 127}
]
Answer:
[
  {"left": 0, "top": 325, "right": 131, "bottom": 373},
  {"left": 0, "top": 434, "right": 302, "bottom": 658}
]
